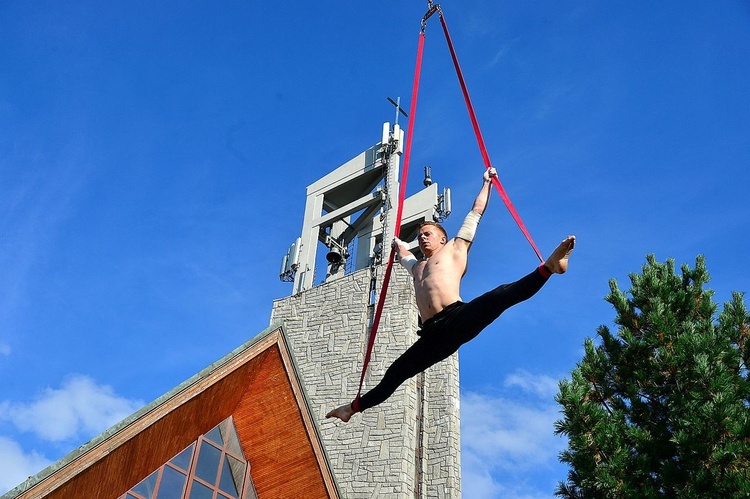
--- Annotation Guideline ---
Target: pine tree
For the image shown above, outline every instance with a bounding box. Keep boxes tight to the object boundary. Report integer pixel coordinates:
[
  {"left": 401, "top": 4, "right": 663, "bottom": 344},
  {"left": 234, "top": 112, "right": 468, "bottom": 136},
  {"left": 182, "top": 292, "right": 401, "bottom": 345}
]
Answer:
[{"left": 555, "top": 255, "right": 750, "bottom": 498}]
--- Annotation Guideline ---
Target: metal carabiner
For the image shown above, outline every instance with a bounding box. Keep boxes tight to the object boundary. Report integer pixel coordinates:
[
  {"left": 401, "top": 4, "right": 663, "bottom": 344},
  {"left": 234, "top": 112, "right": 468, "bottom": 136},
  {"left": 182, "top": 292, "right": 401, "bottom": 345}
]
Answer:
[{"left": 421, "top": 2, "right": 439, "bottom": 33}]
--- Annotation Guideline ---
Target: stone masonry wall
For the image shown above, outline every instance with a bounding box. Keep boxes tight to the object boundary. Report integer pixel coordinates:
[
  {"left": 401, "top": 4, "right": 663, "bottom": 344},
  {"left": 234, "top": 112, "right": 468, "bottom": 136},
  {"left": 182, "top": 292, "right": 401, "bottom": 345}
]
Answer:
[
  {"left": 423, "top": 348, "right": 461, "bottom": 498},
  {"left": 271, "top": 264, "right": 461, "bottom": 498}
]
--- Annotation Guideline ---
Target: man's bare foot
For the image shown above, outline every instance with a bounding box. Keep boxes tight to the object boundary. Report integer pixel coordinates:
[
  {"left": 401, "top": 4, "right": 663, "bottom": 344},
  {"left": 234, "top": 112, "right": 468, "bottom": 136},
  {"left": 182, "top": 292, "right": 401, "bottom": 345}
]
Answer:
[
  {"left": 326, "top": 403, "right": 355, "bottom": 423},
  {"left": 544, "top": 235, "right": 575, "bottom": 274}
]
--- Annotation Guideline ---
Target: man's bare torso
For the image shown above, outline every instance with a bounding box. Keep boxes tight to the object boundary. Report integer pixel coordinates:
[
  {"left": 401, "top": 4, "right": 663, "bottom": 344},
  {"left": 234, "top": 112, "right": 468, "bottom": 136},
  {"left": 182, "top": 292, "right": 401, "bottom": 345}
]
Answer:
[{"left": 412, "top": 239, "right": 469, "bottom": 321}]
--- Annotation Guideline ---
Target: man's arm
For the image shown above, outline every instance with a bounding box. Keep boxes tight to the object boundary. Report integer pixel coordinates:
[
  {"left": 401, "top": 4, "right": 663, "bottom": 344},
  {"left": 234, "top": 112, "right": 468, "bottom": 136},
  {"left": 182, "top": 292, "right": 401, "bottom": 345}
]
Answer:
[
  {"left": 472, "top": 167, "right": 497, "bottom": 215},
  {"left": 456, "top": 168, "right": 497, "bottom": 245},
  {"left": 392, "top": 237, "right": 417, "bottom": 274}
]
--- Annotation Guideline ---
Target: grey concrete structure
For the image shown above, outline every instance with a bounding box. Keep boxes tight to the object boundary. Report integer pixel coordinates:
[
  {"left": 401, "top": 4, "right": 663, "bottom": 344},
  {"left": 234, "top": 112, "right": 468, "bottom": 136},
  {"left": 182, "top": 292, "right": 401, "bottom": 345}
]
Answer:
[
  {"left": 271, "top": 264, "right": 461, "bottom": 498},
  {"left": 279, "top": 123, "right": 451, "bottom": 295},
  {"left": 274, "top": 123, "right": 461, "bottom": 496}
]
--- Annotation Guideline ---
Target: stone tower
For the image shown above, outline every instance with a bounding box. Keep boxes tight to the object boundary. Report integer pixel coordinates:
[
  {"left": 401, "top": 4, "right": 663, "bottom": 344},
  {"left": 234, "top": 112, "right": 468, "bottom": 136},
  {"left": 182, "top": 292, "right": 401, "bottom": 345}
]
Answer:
[{"left": 272, "top": 123, "right": 461, "bottom": 498}]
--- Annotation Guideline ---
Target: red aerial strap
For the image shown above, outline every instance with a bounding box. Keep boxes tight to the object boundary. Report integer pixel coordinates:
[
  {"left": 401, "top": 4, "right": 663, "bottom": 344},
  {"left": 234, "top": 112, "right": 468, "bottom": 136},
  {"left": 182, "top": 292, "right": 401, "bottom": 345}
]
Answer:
[
  {"left": 355, "top": 4, "right": 542, "bottom": 404},
  {"left": 438, "top": 9, "right": 543, "bottom": 262},
  {"left": 355, "top": 31, "right": 425, "bottom": 402}
]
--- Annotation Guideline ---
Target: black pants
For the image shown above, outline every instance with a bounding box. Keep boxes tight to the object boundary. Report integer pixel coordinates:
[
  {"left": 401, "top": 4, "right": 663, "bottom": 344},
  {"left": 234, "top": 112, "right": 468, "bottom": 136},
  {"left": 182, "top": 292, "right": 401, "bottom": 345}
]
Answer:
[{"left": 355, "top": 266, "right": 549, "bottom": 413}]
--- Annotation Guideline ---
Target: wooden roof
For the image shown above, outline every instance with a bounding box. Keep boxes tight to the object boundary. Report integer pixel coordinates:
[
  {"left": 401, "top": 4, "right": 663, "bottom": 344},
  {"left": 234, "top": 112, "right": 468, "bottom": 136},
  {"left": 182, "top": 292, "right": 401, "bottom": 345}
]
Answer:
[{"left": 8, "top": 323, "right": 339, "bottom": 499}]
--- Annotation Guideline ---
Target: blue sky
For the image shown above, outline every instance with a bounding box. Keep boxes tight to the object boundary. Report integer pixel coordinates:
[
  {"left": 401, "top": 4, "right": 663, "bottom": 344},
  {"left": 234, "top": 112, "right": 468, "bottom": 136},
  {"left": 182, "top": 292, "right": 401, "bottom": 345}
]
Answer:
[{"left": 1, "top": 1, "right": 748, "bottom": 497}]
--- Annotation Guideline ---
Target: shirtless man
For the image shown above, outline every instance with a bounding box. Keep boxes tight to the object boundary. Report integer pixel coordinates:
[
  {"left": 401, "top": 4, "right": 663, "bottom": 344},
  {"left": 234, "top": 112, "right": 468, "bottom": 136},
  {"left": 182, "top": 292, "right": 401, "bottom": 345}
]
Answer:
[{"left": 326, "top": 167, "right": 575, "bottom": 422}]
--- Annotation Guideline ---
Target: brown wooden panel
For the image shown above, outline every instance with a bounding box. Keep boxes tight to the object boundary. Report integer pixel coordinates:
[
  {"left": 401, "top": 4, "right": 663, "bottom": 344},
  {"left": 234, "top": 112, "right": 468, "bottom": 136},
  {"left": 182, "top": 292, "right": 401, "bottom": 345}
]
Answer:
[{"left": 234, "top": 346, "right": 330, "bottom": 499}]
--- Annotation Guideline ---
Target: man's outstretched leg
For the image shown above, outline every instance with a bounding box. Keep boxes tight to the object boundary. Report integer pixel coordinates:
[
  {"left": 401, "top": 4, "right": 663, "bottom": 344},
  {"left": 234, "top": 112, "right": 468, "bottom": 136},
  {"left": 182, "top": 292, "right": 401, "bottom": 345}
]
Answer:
[
  {"left": 444, "top": 235, "right": 577, "bottom": 349},
  {"left": 327, "top": 337, "right": 438, "bottom": 422}
]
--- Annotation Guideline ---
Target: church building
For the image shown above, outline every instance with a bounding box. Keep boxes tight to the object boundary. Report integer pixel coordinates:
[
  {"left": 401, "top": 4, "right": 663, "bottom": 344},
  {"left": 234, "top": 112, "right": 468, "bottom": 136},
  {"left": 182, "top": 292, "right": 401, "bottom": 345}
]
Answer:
[{"left": 4, "top": 123, "right": 462, "bottom": 499}]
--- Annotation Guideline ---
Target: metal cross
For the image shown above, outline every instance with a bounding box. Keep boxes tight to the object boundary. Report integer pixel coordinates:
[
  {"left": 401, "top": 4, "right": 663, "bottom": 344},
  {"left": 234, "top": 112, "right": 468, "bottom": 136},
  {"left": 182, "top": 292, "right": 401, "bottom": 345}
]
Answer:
[{"left": 387, "top": 97, "right": 409, "bottom": 126}]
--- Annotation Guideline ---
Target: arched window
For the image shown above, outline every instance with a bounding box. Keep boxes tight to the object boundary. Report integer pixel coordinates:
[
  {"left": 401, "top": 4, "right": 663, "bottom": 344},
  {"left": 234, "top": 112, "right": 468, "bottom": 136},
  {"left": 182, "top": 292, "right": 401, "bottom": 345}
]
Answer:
[{"left": 119, "top": 417, "right": 257, "bottom": 499}]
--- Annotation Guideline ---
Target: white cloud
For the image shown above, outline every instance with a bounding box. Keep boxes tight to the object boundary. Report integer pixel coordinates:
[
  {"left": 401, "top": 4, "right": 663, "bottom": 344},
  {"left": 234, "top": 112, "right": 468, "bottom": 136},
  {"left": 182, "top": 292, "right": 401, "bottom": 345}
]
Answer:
[
  {"left": 0, "top": 436, "right": 50, "bottom": 495},
  {"left": 462, "top": 450, "right": 501, "bottom": 498},
  {"left": 461, "top": 371, "right": 566, "bottom": 499},
  {"left": 504, "top": 369, "right": 560, "bottom": 399},
  {"left": 0, "top": 374, "right": 143, "bottom": 442},
  {"left": 0, "top": 343, "right": 10, "bottom": 356}
]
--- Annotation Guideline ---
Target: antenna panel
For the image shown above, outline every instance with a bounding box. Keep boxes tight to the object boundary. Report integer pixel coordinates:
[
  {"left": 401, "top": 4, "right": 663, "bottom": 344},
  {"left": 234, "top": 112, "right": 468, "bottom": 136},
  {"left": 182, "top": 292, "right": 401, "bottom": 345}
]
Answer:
[
  {"left": 289, "top": 237, "right": 301, "bottom": 269},
  {"left": 280, "top": 237, "right": 303, "bottom": 281},
  {"left": 279, "top": 254, "right": 289, "bottom": 277}
]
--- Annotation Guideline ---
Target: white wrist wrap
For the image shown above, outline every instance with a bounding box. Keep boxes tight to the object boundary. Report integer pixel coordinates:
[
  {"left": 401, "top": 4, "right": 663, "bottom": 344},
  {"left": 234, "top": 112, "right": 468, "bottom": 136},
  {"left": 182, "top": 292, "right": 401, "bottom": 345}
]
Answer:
[
  {"left": 456, "top": 210, "right": 481, "bottom": 242},
  {"left": 399, "top": 254, "right": 418, "bottom": 274}
]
